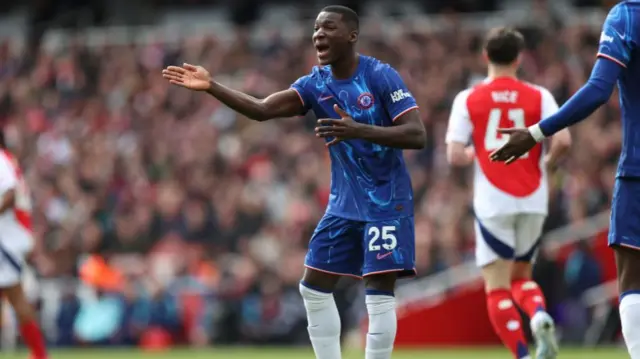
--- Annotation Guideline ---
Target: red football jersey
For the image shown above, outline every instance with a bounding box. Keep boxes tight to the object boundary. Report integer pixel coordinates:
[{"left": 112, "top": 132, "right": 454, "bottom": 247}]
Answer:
[
  {"left": 0, "top": 150, "right": 32, "bottom": 231},
  {"left": 446, "top": 77, "right": 559, "bottom": 217}
]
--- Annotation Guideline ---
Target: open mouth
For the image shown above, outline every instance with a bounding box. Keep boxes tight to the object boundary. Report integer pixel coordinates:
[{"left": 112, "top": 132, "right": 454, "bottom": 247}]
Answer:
[{"left": 315, "top": 44, "right": 330, "bottom": 58}]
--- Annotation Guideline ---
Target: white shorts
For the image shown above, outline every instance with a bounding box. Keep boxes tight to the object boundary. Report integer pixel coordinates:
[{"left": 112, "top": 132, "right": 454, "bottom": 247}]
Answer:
[
  {"left": 474, "top": 213, "right": 546, "bottom": 267},
  {"left": 0, "top": 224, "right": 33, "bottom": 288}
]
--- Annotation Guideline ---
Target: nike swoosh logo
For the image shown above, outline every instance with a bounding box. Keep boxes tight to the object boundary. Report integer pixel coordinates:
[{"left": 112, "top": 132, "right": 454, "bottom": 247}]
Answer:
[
  {"left": 614, "top": 29, "right": 626, "bottom": 40},
  {"left": 376, "top": 252, "right": 393, "bottom": 260},
  {"left": 319, "top": 95, "right": 334, "bottom": 101}
]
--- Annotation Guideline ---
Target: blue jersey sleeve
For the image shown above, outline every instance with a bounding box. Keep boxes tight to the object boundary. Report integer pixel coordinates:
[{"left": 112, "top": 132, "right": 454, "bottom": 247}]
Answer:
[
  {"left": 290, "top": 73, "right": 313, "bottom": 114},
  {"left": 374, "top": 64, "right": 419, "bottom": 122},
  {"left": 536, "top": 58, "right": 620, "bottom": 137},
  {"left": 597, "top": 3, "right": 635, "bottom": 68}
]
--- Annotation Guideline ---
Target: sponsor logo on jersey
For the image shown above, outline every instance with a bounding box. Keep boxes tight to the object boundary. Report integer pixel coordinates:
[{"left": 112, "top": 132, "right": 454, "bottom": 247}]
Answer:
[
  {"left": 357, "top": 92, "right": 374, "bottom": 109},
  {"left": 390, "top": 89, "right": 412, "bottom": 103},
  {"left": 600, "top": 31, "right": 614, "bottom": 43}
]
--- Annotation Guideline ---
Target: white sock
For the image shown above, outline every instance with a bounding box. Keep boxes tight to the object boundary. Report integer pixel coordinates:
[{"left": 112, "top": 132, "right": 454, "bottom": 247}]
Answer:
[
  {"left": 365, "top": 294, "right": 397, "bottom": 359},
  {"left": 620, "top": 293, "right": 640, "bottom": 358},
  {"left": 299, "top": 282, "right": 341, "bottom": 359}
]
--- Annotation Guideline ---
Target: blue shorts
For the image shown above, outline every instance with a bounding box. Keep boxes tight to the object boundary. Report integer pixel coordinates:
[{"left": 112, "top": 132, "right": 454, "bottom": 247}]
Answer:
[
  {"left": 609, "top": 178, "right": 640, "bottom": 250},
  {"left": 304, "top": 214, "right": 416, "bottom": 278}
]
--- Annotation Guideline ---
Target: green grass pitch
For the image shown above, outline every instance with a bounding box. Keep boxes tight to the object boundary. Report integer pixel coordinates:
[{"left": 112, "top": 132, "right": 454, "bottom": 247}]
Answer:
[{"left": 0, "top": 347, "right": 629, "bottom": 359}]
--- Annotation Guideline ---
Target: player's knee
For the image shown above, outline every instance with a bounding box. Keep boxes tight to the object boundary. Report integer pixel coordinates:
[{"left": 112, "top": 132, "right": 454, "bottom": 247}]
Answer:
[
  {"left": 301, "top": 268, "right": 339, "bottom": 293},
  {"left": 482, "top": 259, "right": 513, "bottom": 291},
  {"left": 364, "top": 272, "right": 397, "bottom": 294},
  {"left": 615, "top": 246, "right": 640, "bottom": 293},
  {"left": 511, "top": 261, "right": 533, "bottom": 281},
  {"left": 4, "top": 285, "right": 34, "bottom": 323},
  {"left": 299, "top": 282, "right": 334, "bottom": 311}
]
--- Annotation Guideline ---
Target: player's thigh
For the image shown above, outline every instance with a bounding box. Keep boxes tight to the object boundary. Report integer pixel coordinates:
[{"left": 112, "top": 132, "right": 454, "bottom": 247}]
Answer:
[
  {"left": 481, "top": 259, "right": 514, "bottom": 291},
  {"left": 362, "top": 216, "right": 415, "bottom": 285},
  {"left": 474, "top": 215, "right": 517, "bottom": 268},
  {"left": 304, "top": 214, "right": 364, "bottom": 290},
  {"left": 613, "top": 245, "right": 640, "bottom": 293},
  {"left": 513, "top": 213, "right": 546, "bottom": 263},
  {"left": 608, "top": 178, "right": 640, "bottom": 292},
  {"left": 2, "top": 281, "right": 34, "bottom": 323}
]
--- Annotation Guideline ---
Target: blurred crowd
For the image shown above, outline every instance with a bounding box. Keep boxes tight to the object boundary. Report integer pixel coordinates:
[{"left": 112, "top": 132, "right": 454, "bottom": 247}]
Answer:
[{"left": 0, "top": 5, "right": 618, "bottom": 347}]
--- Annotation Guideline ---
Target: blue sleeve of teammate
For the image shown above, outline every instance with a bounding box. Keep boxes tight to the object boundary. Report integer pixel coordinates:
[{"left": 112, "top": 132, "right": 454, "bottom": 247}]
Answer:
[
  {"left": 535, "top": 2, "right": 633, "bottom": 138},
  {"left": 597, "top": 2, "right": 634, "bottom": 68},
  {"left": 537, "top": 58, "right": 621, "bottom": 136}
]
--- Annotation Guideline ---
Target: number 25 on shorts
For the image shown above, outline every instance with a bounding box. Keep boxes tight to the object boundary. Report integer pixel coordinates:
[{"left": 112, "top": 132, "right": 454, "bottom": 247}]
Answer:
[{"left": 368, "top": 226, "right": 397, "bottom": 251}]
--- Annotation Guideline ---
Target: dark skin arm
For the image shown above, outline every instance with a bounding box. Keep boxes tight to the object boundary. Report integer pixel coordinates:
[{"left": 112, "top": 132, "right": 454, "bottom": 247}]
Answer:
[
  {"left": 206, "top": 82, "right": 304, "bottom": 122},
  {"left": 162, "top": 63, "right": 304, "bottom": 121},
  {"left": 316, "top": 105, "right": 426, "bottom": 149}
]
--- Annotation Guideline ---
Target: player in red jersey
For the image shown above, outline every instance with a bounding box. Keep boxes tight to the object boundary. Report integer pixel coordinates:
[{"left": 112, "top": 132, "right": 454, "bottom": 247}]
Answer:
[
  {"left": 446, "top": 28, "right": 571, "bottom": 359},
  {"left": 0, "top": 130, "right": 47, "bottom": 359}
]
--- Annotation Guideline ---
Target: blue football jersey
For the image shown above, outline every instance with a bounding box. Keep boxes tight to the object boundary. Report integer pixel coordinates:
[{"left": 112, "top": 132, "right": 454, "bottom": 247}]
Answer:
[
  {"left": 291, "top": 55, "right": 419, "bottom": 221},
  {"left": 598, "top": 1, "right": 640, "bottom": 177}
]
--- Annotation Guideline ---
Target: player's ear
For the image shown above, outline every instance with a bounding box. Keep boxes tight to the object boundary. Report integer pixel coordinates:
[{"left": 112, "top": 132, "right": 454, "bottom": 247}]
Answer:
[
  {"left": 482, "top": 50, "right": 489, "bottom": 64},
  {"left": 514, "top": 54, "right": 523, "bottom": 68},
  {"left": 349, "top": 30, "right": 358, "bottom": 44}
]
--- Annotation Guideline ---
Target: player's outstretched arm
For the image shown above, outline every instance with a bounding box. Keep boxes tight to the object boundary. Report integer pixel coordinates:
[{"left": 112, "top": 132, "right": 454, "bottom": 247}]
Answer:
[
  {"left": 529, "top": 58, "right": 619, "bottom": 140},
  {"left": 490, "top": 58, "right": 621, "bottom": 163},
  {"left": 162, "top": 63, "right": 304, "bottom": 121}
]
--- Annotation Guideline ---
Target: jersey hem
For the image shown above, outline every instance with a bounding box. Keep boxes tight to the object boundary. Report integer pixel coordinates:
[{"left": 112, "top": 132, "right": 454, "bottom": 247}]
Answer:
[
  {"left": 290, "top": 87, "right": 307, "bottom": 108},
  {"left": 597, "top": 53, "right": 627, "bottom": 68},
  {"left": 324, "top": 209, "right": 414, "bottom": 222},
  {"left": 392, "top": 106, "right": 419, "bottom": 122}
]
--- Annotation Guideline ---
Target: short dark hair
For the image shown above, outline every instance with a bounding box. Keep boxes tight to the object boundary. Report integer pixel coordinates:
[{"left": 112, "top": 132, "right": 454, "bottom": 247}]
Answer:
[
  {"left": 321, "top": 5, "right": 359, "bottom": 31},
  {"left": 484, "top": 27, "right": 525, "bottom": 65}
]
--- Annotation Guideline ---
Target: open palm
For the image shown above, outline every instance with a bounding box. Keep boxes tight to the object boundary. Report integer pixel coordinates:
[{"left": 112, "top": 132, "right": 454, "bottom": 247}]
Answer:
[{"left": 162, "top": 63, "right": 211, "bottom": 91}]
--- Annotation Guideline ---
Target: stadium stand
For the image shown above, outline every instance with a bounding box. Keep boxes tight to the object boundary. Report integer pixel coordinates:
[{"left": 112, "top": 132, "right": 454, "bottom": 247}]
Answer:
[{"left": 0, "top": 0, "right": 625, "bottom": 350}]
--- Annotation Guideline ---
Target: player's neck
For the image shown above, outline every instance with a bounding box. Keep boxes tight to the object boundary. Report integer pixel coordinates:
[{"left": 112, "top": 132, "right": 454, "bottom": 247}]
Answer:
[
  {"left": 487, "top": 66, "right": 517, "bottom": 80},
  {"left": 331, "top": 52, "right": 359, "bottom": 80}
]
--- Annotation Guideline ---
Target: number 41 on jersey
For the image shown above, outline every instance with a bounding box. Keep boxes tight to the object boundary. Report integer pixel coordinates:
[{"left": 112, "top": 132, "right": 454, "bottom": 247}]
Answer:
[{"left": 484, "top": 108, "right": 529, "bottom": 158}]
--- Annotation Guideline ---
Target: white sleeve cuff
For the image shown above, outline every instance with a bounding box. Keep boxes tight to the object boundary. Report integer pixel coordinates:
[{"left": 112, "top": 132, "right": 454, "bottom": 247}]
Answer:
[{"left": 528, "top": 124, "right": 546, "bottom": 143}]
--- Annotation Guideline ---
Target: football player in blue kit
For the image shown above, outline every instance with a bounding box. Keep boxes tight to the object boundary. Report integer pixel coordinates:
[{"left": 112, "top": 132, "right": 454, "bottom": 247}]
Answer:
[
  {"left": 162, "top": 5, "right": 426, "bottom": 359},
  {"left": 489, "top": 2, "right": 640, "bottom": 357}
]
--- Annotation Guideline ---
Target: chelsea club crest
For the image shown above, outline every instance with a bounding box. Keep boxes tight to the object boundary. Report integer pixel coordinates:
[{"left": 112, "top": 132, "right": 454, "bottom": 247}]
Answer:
[{"left": 357, "top": 92, "right": 374, "bottom": 109}]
